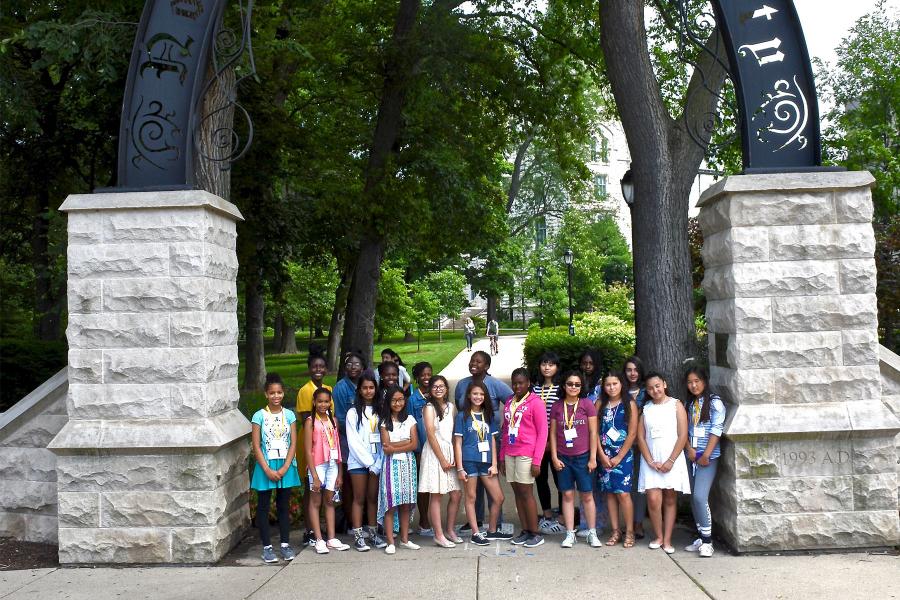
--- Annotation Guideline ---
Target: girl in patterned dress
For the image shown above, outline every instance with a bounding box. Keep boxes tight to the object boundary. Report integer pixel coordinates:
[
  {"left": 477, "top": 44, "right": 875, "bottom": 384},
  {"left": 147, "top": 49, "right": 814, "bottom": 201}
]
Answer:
[
  {"left": 377, "top": 385, "right": 421, "bottom": 554},
  {"left": 597, "top": 371, "right": 639, "bottom": 548}
]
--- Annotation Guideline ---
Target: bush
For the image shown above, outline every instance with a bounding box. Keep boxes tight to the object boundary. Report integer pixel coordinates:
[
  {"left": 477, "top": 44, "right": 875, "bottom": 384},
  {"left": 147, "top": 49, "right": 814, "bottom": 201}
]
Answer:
[
  {"left": 0, "top": 338, "right": 68, "bottom": 411},
  {"left": 499, "top": 319, "right": 527, "bottom": 330},
  {"left": 523, "top": 313, "right": 636, "bottom": 378}
]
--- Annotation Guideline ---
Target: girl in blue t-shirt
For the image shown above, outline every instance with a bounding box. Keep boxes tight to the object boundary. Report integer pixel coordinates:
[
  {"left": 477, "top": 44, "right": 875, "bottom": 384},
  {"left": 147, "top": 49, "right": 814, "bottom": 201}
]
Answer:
[
  {"left": 683, "top": 366, "right": 726, "bottom": 558},
  {"left": 453, "top": 381, "right": 507, "bottom": 546},
  {"left": 250, "top": 373, "right": 301, "bottom": 563}
]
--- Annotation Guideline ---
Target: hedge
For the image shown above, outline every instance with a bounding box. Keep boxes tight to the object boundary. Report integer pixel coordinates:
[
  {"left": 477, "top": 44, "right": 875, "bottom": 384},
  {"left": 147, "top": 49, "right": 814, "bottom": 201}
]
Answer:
[
  {"left": 0, "top": 338, "right": 67, "bottom": 412},
  {"left": 522, "top": 313, "right": 636, "bottom": 378}
]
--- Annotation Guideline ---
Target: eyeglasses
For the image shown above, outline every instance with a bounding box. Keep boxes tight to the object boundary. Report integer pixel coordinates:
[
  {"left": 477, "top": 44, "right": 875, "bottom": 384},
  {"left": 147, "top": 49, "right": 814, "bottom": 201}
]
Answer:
[
  {"left": 565, "top": 382, "right": 582, "bottom": 387},
  {"left": 431, "top": 384, "right": 447, "bottom": 390}
]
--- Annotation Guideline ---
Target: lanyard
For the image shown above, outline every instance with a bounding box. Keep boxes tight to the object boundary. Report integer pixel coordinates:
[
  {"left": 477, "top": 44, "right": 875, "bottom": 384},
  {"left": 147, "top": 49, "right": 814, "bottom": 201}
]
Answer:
[
  {"left": 563, "top": 400, "right": 578, "bottom": 429},
  {"left": 509, "top": 396, "right": 528, "bottom": 426},
  {"left": 540, "top": 385, "right": 553, "bottom": 403},
  {"left": 692, "top": 397, "right": 702, "bottom": 426},
  {"left": 317, "top": 414, "right": 335, "bottom": 449},
  {"left": 472, "top": 411, "right": 487, "bottom": 442}
]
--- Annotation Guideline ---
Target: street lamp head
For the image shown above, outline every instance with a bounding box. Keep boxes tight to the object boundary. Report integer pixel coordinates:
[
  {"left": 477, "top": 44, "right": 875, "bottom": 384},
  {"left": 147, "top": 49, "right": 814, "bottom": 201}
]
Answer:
[
  {"left": 563, "top": 249, "right": 574, "bottom": 266},
  {"left": 536, "top": 266, "right": 545, "bottom": 278},
  {"left": 620, "top": 168, "right": 634, "bottom": 207}
]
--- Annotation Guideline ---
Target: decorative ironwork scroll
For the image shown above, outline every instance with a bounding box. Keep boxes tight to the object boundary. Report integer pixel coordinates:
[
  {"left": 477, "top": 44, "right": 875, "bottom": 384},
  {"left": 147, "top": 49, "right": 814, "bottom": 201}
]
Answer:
[
  {"left": 710, "top": 0, "right": 825, "bottom": 172},
  {"left": 116, "top": 0, "right": 227, "bottom": 190}
]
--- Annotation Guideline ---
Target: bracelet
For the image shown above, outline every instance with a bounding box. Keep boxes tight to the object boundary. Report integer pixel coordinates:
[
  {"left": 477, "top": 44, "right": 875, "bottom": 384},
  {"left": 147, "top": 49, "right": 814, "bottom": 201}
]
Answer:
[
  {"left": 665, "top": 458, "right": 675, "bottom": 464},
  {"left": 457, "top": 469, "right": 465, "bottom": 473}
]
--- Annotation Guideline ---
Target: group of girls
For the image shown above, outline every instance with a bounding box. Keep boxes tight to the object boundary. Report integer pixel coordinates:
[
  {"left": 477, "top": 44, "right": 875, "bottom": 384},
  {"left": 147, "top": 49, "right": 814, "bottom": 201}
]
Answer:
[{"left": 249, "top": 349, "right": 725, "bottom": 561}]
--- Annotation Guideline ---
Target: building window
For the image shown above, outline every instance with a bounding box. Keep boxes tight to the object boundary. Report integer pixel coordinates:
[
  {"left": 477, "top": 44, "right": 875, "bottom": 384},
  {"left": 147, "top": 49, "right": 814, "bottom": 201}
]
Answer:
[
  {"left": 594, "top": 174, "right": 607, "bottom": 199},
  {"left": 534, "top": 217, "right": 547, "bottom": 245},
  {"left": 600, "top": 136, "right": 609, "bottom": 163}
]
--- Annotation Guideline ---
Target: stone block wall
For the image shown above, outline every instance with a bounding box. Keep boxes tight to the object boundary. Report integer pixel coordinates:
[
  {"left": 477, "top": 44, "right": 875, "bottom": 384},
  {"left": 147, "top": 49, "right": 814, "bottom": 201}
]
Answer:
[
  {"left": 0, "top": 369, "right": 68, "bottom": 543},
  {"left": 50, "top": 191, "right": 250, "bottom": 564},
  {"left": 698, "top": 172, "right": 900, "bottom": 551}
]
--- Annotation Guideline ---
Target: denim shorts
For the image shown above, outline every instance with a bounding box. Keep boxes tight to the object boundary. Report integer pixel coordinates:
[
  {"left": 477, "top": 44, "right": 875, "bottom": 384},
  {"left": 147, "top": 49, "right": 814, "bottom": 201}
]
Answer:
[
  {"left": 557, "top": 452, "right": 593, "bottom": 492},
  {"left": 308, "top": 459, "right": 340, "bottom": 491},
  {"left": 347, "top": 467, "right": 368, "bottom": 476},
  {"left": 463, "top": 460, "right": 491, "bottom": 477}
]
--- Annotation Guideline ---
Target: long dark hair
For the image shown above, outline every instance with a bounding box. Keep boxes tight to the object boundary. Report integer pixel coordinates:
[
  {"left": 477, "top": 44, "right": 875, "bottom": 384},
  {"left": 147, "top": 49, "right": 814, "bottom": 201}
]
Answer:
[
  {"left": 684, "top": 365, "right": 712, "bottom": 424},
  {"left": 462, "top": 381, "right": 494, "bottom": 425},
  {"left": 379, "top": 385, "right": 407, "bottom": 431},
  {"left": 426, "top": 375, "right": 450, "bottom": 420},
  {"left": 622, "top": 355, "right": 646, "bottom": 389},
  {"left": 311, "top": 387, "right": 336, "bottom": 428},
  {"left": 560, "top": 370, "right": 587, "bottom": 399},
  {"left": 353, "top": 372, "right": 379, "bottom": 430},
  {"left": 598, "top": 370, "right": 632, "bottom": 431},
  {"left": 534, "top": 351, "right": 562, "bottom": 386},
  {"left": 578, "top": 349, "right": 603, "bottom": 391}
]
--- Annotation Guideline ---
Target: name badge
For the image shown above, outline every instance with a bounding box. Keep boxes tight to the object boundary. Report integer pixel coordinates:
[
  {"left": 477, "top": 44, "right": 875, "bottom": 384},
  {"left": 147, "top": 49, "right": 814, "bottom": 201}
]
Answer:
[
  {"left": 330, "top": 448, "right": 339, "bottom": 461},
  {"left": 563, "top": 428, "right": 578, "bottom": 441},
  {"left": 267, "top": 439, "right": 287, "bottom": 460},
  {"left": 691, "top": 437, "right": 699, "bottom": 448},
  {"left": 477, "top": 441, "right": 490, "bottom": 453},
  {"left": 606, "top": 427, "right": 621, "bottom": 442},
  {"left": 370, "top": 433, "right": 381, "bottom": 443},
  {"left": 695, "top": 427, "right": 707, "bottom": 438},
  {"left": 650, "top": 426, "right": 663, "bottom": 439},
  {"left": 394, "top": 452, "right": 408, "bottom": 461}
]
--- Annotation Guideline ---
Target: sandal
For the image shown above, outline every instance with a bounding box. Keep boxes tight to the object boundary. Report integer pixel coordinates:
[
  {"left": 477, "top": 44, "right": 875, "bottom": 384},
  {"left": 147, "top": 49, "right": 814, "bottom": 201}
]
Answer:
[
  {"left": 623, "top": 532, "right": 635, "bottom": 548},
  {"left": 605, "top": 530, "right": 621, "bottom": 546}
]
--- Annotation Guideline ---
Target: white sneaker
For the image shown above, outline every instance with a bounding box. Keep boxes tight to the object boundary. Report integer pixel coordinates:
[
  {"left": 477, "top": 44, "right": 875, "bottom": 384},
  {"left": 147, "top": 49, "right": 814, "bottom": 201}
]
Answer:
[
  {"left": 385, "top": 544, "right": 396, "bottom": 555},
  {"left": 587, "top": 530, "right": 603, "bottom": 548},
  {"left": 576, "top": 528, "right": 590, "bottom": 538},
  {"left": 561, "top": 531, "right": 576, "bottom": 548},
  {"left": 400, "top": 540, "right": 421, "bottom": 550},
  {"left": 684, "top": 538, "right": 703, "bottom": 552},
  {"left": 326, "top": 538, "right": 350, "bottom": 551},
  {"left": 699, "top": 542, "right": 714, "bottom": 557},
  {"left": 314, "top": 539, "right": 329, "bottom": 554}
]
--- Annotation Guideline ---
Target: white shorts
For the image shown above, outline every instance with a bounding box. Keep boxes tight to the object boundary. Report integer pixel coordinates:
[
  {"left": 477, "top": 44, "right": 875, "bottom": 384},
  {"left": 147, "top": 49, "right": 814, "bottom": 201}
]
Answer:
[{"left": 308, "top": 459, "right": 340, "bottom": 492}]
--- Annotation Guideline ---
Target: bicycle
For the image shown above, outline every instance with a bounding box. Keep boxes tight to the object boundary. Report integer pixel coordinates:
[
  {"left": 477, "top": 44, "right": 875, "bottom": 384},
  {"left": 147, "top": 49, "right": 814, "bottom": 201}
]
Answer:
[{"left": 489, "top": 334, "right": 499, "bottom": 356}]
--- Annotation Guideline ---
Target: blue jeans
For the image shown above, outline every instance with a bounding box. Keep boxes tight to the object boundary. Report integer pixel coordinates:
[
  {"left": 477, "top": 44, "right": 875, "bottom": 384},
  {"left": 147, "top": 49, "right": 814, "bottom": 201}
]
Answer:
[
  {"left": 465, "top": 331, "right": 474, "bottom": 350},
  {"left": 631, "top": 455, "right": 646, "bottom": 528},
  {"left": 687, "top": 457, "right": 718, "bottom": 542}
]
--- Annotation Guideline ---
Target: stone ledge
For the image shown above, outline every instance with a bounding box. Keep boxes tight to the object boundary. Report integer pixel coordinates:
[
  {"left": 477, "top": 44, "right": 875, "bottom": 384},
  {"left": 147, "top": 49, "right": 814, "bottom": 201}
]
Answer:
[
  {"left": 48, "top": 409, "right": 250, "bottom": 455},
  {"left": 698, "top": 171, "right": 875, "bottom": 207},
  {"left": 728, "top": 510, "right": 899, "bottom": 552},
  {"left": 725, "top": 402, "right": 900, "bottom": 440},
  {"left": 59, "top": 527, "right": 172, "bottom": 564},
  {"left": 60, "top": 190, "right": 244, "bottom": 222}
]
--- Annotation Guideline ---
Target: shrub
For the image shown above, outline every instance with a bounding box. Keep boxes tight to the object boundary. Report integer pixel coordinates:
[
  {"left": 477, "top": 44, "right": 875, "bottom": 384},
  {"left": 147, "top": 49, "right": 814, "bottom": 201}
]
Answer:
[
  {"left": 0, "top": 338, "right": 67, "bottom": 411},
  {"left": 523, "top": 313, "right": 635, "bottom": 378}
]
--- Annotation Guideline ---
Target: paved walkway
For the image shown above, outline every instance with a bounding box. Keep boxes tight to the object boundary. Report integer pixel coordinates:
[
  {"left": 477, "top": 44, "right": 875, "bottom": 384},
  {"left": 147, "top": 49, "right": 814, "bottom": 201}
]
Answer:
[
  {"left": 440, "top": 333, "right": 526, "bottom": 400},
  {"left": 3, "top": 338, "right": 898, "bottom": 598}
]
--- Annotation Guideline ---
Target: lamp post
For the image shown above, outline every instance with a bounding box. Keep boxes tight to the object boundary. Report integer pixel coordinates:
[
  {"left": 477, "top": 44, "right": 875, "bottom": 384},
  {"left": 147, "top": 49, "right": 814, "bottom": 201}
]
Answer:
[
  {"left": 620, "top": 168, "right": 634, "bottom": 209},
  {"left": 536, "top": 266, "right": 545, "bottom": 328},
  {"left": 563, "top": 249, "right": 574, "bottom": 336}
]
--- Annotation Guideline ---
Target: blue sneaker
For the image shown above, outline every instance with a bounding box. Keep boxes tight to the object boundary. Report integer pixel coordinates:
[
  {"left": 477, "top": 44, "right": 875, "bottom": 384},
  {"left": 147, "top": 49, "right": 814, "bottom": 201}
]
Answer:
[
  {"left": 261, "top": 545, "right": 278, "bottom": 563},
  {"left": 279, "top": 544, "right": 295, "bottom": 561}
]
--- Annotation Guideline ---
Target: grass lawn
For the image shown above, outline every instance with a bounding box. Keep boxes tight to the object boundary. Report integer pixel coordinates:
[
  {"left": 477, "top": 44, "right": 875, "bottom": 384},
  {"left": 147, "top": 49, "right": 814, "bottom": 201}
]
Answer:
[{"left": 237, "top": 330, "right": 471, "bottom": 418}]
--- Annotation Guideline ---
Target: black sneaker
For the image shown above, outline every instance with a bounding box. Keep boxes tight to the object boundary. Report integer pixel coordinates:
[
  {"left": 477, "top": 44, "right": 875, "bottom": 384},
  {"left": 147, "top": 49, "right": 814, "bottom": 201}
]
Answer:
[
  {"left": 304, "top": 530, "right": 316, "bottom": 547},
  {"left": 524, "top": 534, "right": 545, "bottom": 548},
  {"left": 470, "top": 532, "right": 490, "bottom": 546},
  {"left": 459, "top": 521, "right": 482, "bottom": 533},
  {"left": 510, "top": 531, "right": 530, "bottom": 545},
  {"left": 485, "top": 530, "right": 513, "bottom": 540}
]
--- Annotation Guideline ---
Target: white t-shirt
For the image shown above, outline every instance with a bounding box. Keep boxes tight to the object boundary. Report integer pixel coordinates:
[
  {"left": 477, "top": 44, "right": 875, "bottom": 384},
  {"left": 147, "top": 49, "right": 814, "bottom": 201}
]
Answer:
[{"left": 383, "top": 415, "right": 417, "bottom": 461}]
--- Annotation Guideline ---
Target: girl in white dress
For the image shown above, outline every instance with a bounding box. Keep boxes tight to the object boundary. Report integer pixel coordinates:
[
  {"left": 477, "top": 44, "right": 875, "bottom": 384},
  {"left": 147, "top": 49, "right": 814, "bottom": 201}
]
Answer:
[
  {"left": 418, "top": 375, "right": 462, "bottom": 548},
  {"left": 637, "top": 372, "right": 690, "bottom": 554}
]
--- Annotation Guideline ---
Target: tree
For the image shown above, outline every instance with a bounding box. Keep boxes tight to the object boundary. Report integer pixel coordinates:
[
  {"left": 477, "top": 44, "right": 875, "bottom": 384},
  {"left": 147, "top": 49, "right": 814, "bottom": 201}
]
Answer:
[
  {"left": 599, "top": 2, "right": 730, "bottom": 385},
  {"left": 374, "top": 266, "right": 414, "bottom": 343},
  {"left": 409, "top": 281, "right": 439, "bottom": 350},
  {"left": 424, "top": 268, "right": 468, "bottom": 341}
]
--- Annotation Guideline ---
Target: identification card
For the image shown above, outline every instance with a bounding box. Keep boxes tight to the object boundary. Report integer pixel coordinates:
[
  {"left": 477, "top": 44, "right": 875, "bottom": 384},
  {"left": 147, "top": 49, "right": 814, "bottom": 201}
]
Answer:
[
  {"left": 691, "top": 437, "right": 698, "bottom": 448},
  {"left": 563, "top": 428, "right": 578, "bottom": 441},
  {"left": 477, "top": 441, "right": 490, "bottom": 453},
  {"left": 650, "top": 426, "right": 663, "bottom": 439},
  {"left": 330, "top": 448, "right": 339, "bottom": 461},
  {"left": 267, "top": 439, "right": 287, "bottom": 460},
  {"left": 695, "top": 426, "right": 707, "bottom": 438},
  {"left": 370, "top": 433, "right": 381, "bottom": 443},
  {"left": 481, "top": 452, "right": 488, "bottom": 463},
  {"left": 606, "top": 427, "right": 621, "bottom": 442},
  {"left": 394, "top": 452, "right": 408, "bottom": 461}
]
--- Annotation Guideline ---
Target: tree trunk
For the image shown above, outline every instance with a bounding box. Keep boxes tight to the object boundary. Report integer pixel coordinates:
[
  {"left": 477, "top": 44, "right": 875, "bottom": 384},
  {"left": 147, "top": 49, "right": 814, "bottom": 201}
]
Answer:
[
  {"left": 280, "top": 324, "right": 298, "bottom": 354},
  {"left": 32, "top": 188, "right": 61, "bottom": 340},
  {"left": 241, "top": 273, "right": 266, "bottom": 391},
  {"left": 273, "top": 312, "right": 284, "bottom": 352},
  {"left": 326, "top": 264, "right": 352, "bottom": 372},
  {"left": 599, "top": 2, "right": 728, "bottom": 396},
  {"left": 487, "top": 295, "right": 498, "bottom": 322},
  {"left": 403, "top": 330, "right": 416, "bottom": 342},
  {"left": 194, "top": 65, "right": 236, "bottom": 201},
  {"left": 315, "top": 325, "right": 324, "bottom": 338},
  {"left": 341, "top": 237, "right": 386, "bottom": 368}
]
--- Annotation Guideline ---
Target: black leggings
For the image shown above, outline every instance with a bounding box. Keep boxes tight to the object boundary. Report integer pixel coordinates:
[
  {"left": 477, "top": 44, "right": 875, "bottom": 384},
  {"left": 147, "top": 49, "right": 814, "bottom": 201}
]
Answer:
[
  {"left": 257, "top": 488, "right": 291, "bottom": 546},
  {"left": 535, "top": 452, "right": 562, "bottom": 513}
]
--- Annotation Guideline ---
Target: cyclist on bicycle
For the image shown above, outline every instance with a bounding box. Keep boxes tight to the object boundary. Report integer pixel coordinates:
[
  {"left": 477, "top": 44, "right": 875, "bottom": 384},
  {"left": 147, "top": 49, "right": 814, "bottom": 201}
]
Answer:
[{"left": 486, "top": 318, "right": 499, "bottom": 355}]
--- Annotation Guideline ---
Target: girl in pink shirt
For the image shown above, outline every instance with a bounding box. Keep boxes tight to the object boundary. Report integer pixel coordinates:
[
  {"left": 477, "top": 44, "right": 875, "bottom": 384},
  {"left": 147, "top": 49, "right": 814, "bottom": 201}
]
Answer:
[{"left": 499, "top": 368, "right": 548, "bottom": 548}]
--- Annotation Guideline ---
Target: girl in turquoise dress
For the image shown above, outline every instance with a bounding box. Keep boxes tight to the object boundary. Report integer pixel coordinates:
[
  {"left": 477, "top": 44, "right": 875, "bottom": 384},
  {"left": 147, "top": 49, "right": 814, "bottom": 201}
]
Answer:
[
  {"left": 597, "top": 371, "right": 639, "bottom": 548},
  {"left": 250, "top": 373, "right": 302, "bottom": 563}
]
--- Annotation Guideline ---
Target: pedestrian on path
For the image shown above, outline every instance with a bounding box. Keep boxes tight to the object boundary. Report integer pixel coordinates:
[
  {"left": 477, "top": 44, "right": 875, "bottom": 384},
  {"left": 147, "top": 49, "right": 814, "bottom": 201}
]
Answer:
[
  {"left": 637, "top": 372, "right": 691, "bottom": 555},
  {"left": 377, "top": 386, "right": 421, "bottom": 555},
  {"left": 345, "top": 373, "right": 387, "bottom": 552},
  {"left": 250, "top": 374, "right": 301, "bottom": 563},
  {"left": 454, "top": 381, "right": 510, "bottom": 546},
  {"left": 304, "top": 388, "right": 350, "bottom": 554},
  {"left": 500, "top": 368, "right": 548, "bottom": 548},
  {"left": 418, "top": 375, "right": 462, "bottom": 548},
  {"left": 464, "top": 317, "right": 476, "bottom": 351},
  {"left": 683, "top": 366, "right": 725, "bottom": 558},
  {"left": 549, "top": 370, "right": 601, "bottom": 548},
  {"left": 597, "top": 371, "right": 638, "bottom": 549}
]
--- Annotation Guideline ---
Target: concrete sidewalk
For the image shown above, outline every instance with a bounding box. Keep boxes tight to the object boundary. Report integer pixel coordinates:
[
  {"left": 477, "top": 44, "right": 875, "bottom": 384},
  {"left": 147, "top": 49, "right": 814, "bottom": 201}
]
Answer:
[{"left": 441, "top": 333, "right": 526, "bottom": 399}]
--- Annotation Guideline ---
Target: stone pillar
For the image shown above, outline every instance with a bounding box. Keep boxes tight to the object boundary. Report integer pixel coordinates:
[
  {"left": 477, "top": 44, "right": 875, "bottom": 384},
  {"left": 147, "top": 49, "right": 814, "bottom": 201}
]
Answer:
[
  {"left": 50, "top": 191, "right": 250, "bottom": 564},
  {"left": 698, "top": 172, "right": 900, "bottom": 552}
]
